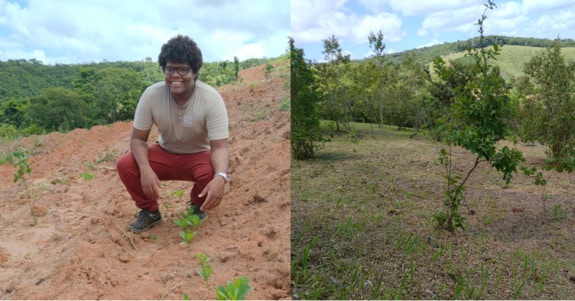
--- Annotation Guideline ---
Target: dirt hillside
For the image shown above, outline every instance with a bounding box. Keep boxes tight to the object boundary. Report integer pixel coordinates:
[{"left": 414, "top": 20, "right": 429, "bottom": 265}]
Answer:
[{"left": 0, "top": 60, "right": 290, "bottom": 300}]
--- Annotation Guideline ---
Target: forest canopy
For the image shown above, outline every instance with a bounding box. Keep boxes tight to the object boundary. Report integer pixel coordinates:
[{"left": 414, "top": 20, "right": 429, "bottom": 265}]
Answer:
[{"left": 0, "top": 55, "right": 282, "bottom": 138}]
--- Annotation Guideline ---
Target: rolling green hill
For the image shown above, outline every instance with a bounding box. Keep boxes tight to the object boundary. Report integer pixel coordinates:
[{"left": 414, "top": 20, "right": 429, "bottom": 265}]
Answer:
[
  {"left": 382, "top": 36, "right": 575, "bottom": 81},
  {"left": 441, "top": 45, "right": 575, "bottom": 80}
]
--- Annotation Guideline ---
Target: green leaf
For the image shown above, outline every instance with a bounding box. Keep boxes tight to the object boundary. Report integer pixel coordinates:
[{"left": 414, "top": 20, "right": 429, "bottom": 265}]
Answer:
[
  {"left": 197, "top": 265, "right": 212, "bottom": 281},
  {"left": 178, "top": 230, "right": 188, "bottom": 241},
  {"left": 186, "top": 229, "right": 197, "bottom": 241},
  {"left": 195, "top": 253, "right": 209, "bottom": 265},
  {"left": 215, "top": 276, "right": 252, "bottom": 300},
  {"left": 173, "top": 218, "right": 187, "bottom": 229},
  {"left": 189, "top": 214, "right": 202, "bottom": 227}
]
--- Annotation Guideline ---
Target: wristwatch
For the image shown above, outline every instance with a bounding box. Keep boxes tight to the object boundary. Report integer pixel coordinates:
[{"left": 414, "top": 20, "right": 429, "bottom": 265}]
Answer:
[{"left": 214, "top": 172, "right": 229, "bottom": 183}]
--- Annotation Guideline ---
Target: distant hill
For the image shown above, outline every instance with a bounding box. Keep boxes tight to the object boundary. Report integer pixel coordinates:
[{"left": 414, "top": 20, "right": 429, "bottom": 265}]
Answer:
[
  {"left": 0, "top": 56, "right": 281, "bottom": 102},
  {"left": 384, "top": 35, "right": 575, "bottom": 80},
  {"left": 440, "top": 45, "right": 575, "bottom": 80},
  {"left": 386, "top": 35, "right": 575, "bottom": 64}
]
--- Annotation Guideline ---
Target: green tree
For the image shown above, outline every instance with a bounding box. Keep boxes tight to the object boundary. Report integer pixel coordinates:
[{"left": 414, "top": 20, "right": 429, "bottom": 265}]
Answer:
[
  {"left": 290, "top": 37, "right": 324, "bottom": 159},
  {"left": 233, "top": 56, "right": 240, "bottom": 80},
  {"left": 70, "top": 67, "right": 103, "bottom": 125},
  {"left": 27, "top": 87, "right": 90, "bottom": 131},
  {"left": 264, "top": 63, "right": 273, "bottom": 79},
  {"left": 520, "top": 39, "right": 575, "bottom": 169},
  {"left": 344, "top": 62, "right": 372, "bottom": 128},
  {"left": 199, "top": 61, "right": 236, "bottom": 87},
  {"left": 367, "top": 30, "right": 388, "bottom": 129},
  {"left": 0, "top": 98, "right": 30, "bottom": 128},
  {"left": 93, "top": 68, "right": 147, "bottom": 123},
  {"left": 352, "top": 59, "right": 381, "bottom": 133},
  {"left": 384, "top": 56, "right": 430, "bottom": 132},
  {"left": 140, "top": 57, "right": 164, "bottom": 86},
  {"left": 315, "top": 35, "right": 350, "bottom": 131},
  {"left": 432, "top": 1, "right": 524, "bottom": 232},
  {"left": 428, "top": 58, "right": 477, "bottom": 140}
]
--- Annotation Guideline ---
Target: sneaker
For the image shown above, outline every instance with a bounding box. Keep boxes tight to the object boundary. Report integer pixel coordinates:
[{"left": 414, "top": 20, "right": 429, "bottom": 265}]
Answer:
[
  {"left": 189, "top": 203, "right": 207, "bottom": 221},
  {"left": 128, "top": 209, "right": 162, "bottom": 233}
]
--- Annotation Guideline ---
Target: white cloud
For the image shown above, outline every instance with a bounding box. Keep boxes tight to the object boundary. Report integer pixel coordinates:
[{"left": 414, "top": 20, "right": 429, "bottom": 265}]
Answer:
[
  {"left": 492, "top": 1, "right": 524, "bottom": 18},
  {"left": 291, "top": 0, "right": 404, "bottom": 48},
  {"left": 382, "top": 0, "right": 485, "bottom": 17},
  {"left": 291, "top": 0, "right": 350, "bottom": 43},
  {"left": 531, "top": 10, "right": 575, "bottom": 38},
  {"left": 0, "top": 0, "right": 290, "bottom": 64},
  {"left": 352, "top": 12, "right": 405, "bottom": 43},
  {"left": 523, "top": 0, "right": 575, "bottom": 13},
  {"left": 417, "top": 38, "right": 443, "bottom": 49},
  {"left": 293, "top": 0, "right": 575, "bottom": 62},
  {"left": 417, "top": 5, "right": 483, "bottom": 37},
  {"left": 486, "top": 1, "right": 575, "bottom": 39}
]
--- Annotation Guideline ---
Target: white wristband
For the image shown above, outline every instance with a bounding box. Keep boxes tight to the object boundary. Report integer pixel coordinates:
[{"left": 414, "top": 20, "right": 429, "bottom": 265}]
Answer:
[{"left": 214, "top": 172, "right": 228, "bottom": 183}]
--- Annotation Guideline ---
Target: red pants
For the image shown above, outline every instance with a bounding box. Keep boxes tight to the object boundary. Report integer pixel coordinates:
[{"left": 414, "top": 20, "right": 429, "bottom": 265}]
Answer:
[{"left": 116, "top": 143, "right": 213, "bottom": 212}]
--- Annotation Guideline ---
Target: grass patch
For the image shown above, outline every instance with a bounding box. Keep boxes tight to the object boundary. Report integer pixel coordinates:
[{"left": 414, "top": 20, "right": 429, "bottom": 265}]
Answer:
[{"left": 291, "top": 122, "right": 575, "bottom": 299}]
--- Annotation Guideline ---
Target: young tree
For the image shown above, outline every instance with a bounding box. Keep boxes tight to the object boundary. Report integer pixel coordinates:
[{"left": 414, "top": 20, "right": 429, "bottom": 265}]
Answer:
[
  {"left": 520, "top": 39, "right": 575, "bottom": 170},
  {"left": 385, "top": 56, "right": 430, "bottom": 132},
  {"left": 367, "top": 30, "right": 388, "bottom": 129},
  {"left": 368, "top": 30, "right": 385, "bottom": 58},
  {"left": 290, "top": 37, "right": 324, "bottom": 159},
  {"left": 347, "top": 61, "right": 378, "bottom": 133},
  {"left": 315, "top": 35, "right": 350, "bottom": 131},
  {"left": 432, "top": 1, "right": 524, "bottom": 232},
  {"left": 233, "top": 56, "right": 240, "bottom": 80}
]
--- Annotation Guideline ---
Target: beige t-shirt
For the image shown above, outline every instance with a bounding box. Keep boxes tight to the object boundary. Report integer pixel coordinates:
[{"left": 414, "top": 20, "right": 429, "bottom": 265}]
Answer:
[{"left": 133, "top": 80, "right": 228, "bottom": 154}]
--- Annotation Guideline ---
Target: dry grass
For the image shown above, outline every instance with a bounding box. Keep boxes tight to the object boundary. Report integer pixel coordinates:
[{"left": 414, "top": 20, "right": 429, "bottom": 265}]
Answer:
[{"left": 291, "top": 122, "right": 575, "bottom": 299}]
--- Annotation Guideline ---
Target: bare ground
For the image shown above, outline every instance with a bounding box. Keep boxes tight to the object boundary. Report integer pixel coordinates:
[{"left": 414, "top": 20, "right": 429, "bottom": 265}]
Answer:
[{"left": 0, "top": 61, "right": 290, "bottom": 300}]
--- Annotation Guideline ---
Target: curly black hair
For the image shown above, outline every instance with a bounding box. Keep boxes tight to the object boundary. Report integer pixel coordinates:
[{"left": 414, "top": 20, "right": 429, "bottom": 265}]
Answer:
[{"left": 158, "top": 35, "right": 203, "bottom": 79}]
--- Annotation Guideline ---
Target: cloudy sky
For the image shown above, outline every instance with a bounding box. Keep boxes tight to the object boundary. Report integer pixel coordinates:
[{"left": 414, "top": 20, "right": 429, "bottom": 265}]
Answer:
[
  {"left": 0, "top": 0, "right": 290, "bottom": 65},
  {"left": 292, "top": 0, "right": 575, "bottom": 62}
]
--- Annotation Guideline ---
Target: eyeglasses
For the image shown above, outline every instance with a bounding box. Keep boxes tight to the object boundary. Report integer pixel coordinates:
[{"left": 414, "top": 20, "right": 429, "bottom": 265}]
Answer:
[{"left": 165, "top": 66, "right": 192, "bottom": 75}]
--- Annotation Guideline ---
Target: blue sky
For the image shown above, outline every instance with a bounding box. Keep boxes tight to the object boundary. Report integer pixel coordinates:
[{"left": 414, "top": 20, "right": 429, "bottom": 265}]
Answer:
[
  {"left": 0, "top": 0, "right": 290, "bottom": 64},
  {"left": 291, "top": 0, "right": 575, "bottom": 62}
]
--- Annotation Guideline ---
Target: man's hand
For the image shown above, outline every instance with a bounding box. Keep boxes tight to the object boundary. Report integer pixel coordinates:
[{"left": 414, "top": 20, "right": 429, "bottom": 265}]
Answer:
[
  {"left": 198, "top": 176, "right": 226, "bottom": 211},
  {"left": 140, "top": 167, "right": 161, "bottom": 199},
  {"left": 130, "top": 128, "right": 160, "bottom": 199}
]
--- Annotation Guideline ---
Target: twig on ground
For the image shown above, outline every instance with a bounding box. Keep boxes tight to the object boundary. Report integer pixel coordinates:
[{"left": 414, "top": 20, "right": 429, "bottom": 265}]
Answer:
[
  {"left": 116, "top": 224, "right": 137, "bottom": 250},
  {"left": 162, "top": 284, "right": 179, "bottom": 299}
]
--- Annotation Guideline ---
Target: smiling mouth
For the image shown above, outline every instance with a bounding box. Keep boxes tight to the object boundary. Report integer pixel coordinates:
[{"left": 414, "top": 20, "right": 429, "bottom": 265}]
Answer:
[{"left": 171, "top": 81, "right": 183, "bottom": 86}]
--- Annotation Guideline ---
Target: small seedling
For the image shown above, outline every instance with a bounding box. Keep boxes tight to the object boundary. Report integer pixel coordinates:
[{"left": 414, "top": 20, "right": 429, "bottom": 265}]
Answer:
[
  {"left": 79, "top": 161, "right": 96, "bottom": 181},
  {"left": 82, "top": 161, "right": 96, "bottom": 171},
  {"left": 79, "top": 172, "right": 94, "bottom": 181},
  {"left": 173, "top": 207, "right": 203, "bottom": 245},
  {"left": 179, "top": 228, "right": 197, "bottom": 245},
  {"left": 169, "top": 189, "right": 185, "bottom": 200},
  {"left": 173, "top": 212, "right": 202, "bottom": 229},
  {"left": 216, "top": 276, "right": 252, "bottom": 300},
  {"left": 13, "top": 148, "right": 36, "bottom": 224},
  {"left": 264, "top": 63, "right": 273, "bottom": 79},
  {"left": 196, "top": 253, "right": 213, "bottom": 288},
  {"left": 13, "top": 149, "right": 31, "bottom": 188}
]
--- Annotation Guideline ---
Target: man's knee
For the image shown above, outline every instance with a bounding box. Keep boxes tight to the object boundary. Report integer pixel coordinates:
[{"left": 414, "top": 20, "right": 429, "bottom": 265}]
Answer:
[{"left": 116, "top": 153, "right": 135, "bottom": 175}]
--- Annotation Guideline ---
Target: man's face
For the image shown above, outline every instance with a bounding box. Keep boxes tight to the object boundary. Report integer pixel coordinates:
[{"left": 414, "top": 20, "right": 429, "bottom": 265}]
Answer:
[{"left": 164, "top": 62, "right": 197, "bottom": 99}]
